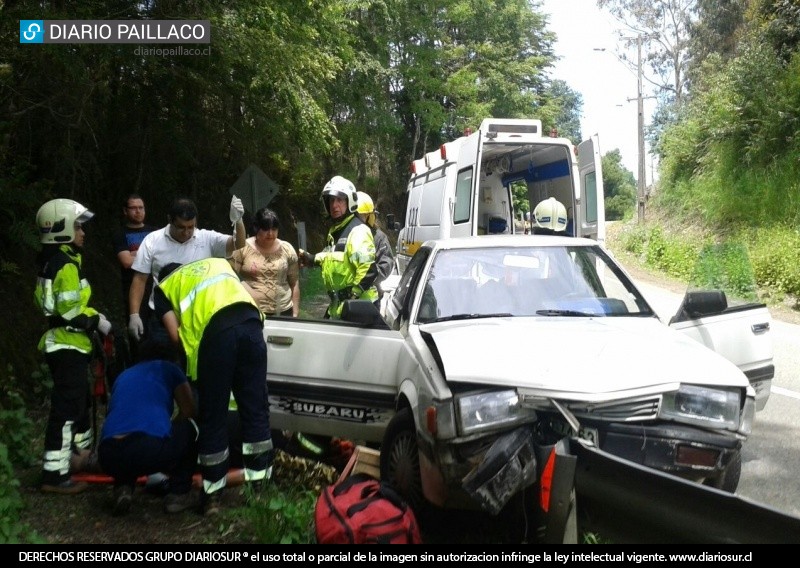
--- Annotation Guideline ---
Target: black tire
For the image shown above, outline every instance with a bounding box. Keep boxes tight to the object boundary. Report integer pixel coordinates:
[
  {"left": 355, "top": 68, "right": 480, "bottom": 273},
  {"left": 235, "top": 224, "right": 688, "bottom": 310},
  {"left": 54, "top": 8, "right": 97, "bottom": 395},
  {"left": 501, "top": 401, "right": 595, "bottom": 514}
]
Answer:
[
  {"left": 380, "top": 407, "right": 425, "bottom": 511},
  {"left": 705, "top": 450, "right": 742, "bottom": 493}
]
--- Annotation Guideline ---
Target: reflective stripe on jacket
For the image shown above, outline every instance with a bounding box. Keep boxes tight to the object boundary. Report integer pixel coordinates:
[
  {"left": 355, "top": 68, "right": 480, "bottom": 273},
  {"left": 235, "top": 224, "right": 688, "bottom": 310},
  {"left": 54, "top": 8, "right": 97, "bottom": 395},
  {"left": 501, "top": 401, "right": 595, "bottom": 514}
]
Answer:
[
  {"left": 34, "top": 245, "right": 98, "bottom": 354},
  {"left": 157, "top": 258, "right": 260, "bottom": 379},
  {"left": 315, "top": 214, "right": 377, "bottom": 318}
]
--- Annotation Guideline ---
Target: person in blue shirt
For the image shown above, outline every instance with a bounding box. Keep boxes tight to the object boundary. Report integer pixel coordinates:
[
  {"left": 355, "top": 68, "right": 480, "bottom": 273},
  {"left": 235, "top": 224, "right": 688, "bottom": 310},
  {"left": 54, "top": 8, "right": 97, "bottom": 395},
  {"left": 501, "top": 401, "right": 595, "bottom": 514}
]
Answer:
[{"left": 98, "top": 340, "right": 198, "bottom": 516}]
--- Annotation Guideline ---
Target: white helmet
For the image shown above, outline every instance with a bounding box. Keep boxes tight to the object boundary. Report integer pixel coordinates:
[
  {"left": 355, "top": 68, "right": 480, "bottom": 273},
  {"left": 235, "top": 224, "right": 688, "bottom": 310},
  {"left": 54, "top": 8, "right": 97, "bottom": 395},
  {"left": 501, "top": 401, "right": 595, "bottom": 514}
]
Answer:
[
  {"left": 321, "top": 176, "right": 358, "bottom": 217},
  {"left": 36, "top": 198, "right": 94, "bottom": 244},
  {"left": 533, "top": 197, "right": 567, "bottom": 233}
]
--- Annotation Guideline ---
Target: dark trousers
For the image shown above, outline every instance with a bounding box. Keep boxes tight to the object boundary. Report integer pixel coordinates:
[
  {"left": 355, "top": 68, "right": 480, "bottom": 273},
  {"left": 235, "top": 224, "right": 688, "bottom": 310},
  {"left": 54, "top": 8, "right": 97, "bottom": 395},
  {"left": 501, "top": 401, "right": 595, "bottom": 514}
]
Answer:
[
  {"left": 196, "top": 318, "right": 271, "bottom": 493},
  {"left": 98, "top": 420, "right": 197, "bottom": 495},
  {"left": 42, "top": 349, "right": 91, "bottom": 485}
]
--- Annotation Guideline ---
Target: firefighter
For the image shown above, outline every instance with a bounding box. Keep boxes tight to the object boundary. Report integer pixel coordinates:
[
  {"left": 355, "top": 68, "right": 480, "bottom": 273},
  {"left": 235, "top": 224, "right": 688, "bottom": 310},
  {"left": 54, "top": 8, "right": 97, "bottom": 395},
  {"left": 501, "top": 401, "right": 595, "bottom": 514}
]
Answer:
[
  {"left": 298, "top": 176, "right": 378, "bottom": 319},
  {"left": 34, "top": 198, "right": 113, "bottom": 494},
  {"left": 355, "top": 191, "right": 395, "bottom": 304},
  {"left": 154, "top": 258, "right": 272, "bottom": 516}
]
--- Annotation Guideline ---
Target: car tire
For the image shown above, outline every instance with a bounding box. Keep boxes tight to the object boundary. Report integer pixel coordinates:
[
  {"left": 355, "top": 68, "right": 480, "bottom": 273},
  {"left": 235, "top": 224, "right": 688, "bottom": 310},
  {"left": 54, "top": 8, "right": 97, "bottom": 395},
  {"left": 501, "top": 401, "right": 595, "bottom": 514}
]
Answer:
[
  {"left": 380, "top": 407, "right": 425, "bottom": 511},
  {"left": 706, "top": 450, "right": 742, "bottom": 493}
]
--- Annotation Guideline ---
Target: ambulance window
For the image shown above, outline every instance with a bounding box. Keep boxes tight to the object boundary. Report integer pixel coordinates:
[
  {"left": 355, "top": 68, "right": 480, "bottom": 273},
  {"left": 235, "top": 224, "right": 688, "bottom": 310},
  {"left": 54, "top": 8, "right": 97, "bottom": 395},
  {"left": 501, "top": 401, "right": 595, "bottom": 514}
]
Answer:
[
  {"left": 584, "top": 171, "right": 598, "bottom": 223},
  {"left": 419, "top": 176, "right": 445, "bottom": 225},
  {"left": 454, "top": 168, "right": 472, "bottom": 224}
]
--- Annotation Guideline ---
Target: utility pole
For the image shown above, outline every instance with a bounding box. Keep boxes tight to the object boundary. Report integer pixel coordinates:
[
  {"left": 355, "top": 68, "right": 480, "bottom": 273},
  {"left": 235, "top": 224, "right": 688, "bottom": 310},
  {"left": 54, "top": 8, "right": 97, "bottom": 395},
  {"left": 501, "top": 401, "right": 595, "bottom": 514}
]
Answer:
[
  {"left": 595, "top": 37, "right": 648, "bottom": 223},
  {"left": 636, "top": 35, "right": 646, "bottom": 224}
]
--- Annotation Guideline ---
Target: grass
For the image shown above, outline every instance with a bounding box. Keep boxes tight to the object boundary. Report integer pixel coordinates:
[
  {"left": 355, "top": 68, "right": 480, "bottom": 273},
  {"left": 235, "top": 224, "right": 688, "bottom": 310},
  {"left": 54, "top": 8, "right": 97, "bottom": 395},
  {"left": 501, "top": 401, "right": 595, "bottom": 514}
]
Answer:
[{"left": 298, "top": 268, "right": 329, "bottom": 319}]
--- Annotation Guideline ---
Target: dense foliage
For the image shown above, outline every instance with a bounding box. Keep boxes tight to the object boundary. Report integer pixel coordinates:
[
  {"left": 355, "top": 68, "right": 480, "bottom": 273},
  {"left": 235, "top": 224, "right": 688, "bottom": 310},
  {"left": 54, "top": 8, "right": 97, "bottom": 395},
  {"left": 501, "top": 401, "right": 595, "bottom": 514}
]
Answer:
[{"left": 601, "top": 149, "right": 636, "bottom": 220}]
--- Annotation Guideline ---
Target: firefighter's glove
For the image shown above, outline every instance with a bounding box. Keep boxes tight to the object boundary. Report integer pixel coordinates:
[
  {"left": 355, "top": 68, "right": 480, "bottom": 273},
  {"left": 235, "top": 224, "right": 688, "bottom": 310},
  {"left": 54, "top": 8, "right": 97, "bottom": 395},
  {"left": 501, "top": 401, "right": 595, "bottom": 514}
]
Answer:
[
  {"left": 229, "top": 195, "right": 244, "bottom": 225},
  {"left": 299, "top": 249, "right": 315, "bottom": 267},
  {"left": 97, "top": 313, "right": 112, "bottom": 336},
  {"left": 128, "top": 313, "right": 144, "bottom": 341}
]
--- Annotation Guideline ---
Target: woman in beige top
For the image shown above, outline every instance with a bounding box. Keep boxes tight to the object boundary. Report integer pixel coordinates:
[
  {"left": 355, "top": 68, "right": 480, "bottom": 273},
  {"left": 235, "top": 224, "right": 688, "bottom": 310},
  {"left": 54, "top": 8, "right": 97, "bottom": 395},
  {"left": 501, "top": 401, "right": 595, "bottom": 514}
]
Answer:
[{"left": 229, "top": 208, "right": 300, "bottom": 316}]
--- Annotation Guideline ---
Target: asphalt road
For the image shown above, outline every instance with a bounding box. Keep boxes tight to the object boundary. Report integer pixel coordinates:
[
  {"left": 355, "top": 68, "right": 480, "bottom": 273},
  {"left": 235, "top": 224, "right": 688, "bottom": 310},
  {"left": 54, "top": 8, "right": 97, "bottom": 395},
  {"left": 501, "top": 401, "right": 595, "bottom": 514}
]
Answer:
[{"left": 633, "top": 278, "right": 800, "bottom": 518}]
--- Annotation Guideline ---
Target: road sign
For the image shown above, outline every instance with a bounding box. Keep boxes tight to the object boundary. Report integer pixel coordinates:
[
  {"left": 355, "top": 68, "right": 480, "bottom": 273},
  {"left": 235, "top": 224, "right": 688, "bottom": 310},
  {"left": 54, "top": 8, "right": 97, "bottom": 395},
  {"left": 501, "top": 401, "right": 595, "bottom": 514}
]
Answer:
[{"left": 229, "top": 164, "right": 279, "bottom": 213}]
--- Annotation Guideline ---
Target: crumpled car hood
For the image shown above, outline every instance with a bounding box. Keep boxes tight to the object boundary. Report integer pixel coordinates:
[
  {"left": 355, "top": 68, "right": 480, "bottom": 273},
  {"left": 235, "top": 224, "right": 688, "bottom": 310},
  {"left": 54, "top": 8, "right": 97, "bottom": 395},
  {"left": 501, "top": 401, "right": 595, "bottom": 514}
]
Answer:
[{"left": 422, "top": 317, "right": 749, "bottom": 395}]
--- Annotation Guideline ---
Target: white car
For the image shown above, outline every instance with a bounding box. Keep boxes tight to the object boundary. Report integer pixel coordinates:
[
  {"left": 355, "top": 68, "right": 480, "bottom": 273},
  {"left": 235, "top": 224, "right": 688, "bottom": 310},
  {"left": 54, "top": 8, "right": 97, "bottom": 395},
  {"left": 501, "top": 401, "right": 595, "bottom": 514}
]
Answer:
[{"left": 264, "top": 235, "right": 773, "bottom": 522}]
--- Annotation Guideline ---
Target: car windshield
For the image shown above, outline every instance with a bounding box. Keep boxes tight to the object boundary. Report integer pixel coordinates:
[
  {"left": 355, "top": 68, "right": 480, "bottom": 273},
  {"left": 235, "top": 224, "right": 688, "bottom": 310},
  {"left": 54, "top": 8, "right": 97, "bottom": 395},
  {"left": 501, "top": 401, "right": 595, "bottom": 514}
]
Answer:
[{"left": 415, "top": 244, "right": 655, "bottom": 323}]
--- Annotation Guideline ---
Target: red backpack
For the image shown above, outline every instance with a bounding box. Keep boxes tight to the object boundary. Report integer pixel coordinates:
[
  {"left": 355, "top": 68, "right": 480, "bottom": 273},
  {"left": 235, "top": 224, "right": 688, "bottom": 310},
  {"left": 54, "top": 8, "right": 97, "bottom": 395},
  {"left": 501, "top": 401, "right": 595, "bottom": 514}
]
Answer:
[{"left": 315, "top": 474, "right": 423, "bottom": 544}]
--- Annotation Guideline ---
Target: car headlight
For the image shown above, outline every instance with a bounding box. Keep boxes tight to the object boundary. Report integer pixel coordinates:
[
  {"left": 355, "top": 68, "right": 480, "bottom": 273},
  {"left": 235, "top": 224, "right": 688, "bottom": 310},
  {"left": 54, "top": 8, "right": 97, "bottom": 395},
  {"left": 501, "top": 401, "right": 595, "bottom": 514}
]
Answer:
[
  {"left": 457, "top": 390, "right": 535, "bottom": 435},
  {"left": 660, "top": 385, "right": 741, "bottom": 431}
]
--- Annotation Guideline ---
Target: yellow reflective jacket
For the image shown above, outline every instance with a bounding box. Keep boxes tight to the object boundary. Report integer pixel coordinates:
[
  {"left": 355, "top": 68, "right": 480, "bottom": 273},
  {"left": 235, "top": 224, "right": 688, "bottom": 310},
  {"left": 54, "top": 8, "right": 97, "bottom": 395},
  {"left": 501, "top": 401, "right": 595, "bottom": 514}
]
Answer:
[
  {"left": 34, "top": 245, "right": 99, "bottom": 354},
  {"left": 314, "top": 214, "right": 377, "bottom": 318},
  {"left": 157, "top": 258, "right": 260, "bottom": 380}
]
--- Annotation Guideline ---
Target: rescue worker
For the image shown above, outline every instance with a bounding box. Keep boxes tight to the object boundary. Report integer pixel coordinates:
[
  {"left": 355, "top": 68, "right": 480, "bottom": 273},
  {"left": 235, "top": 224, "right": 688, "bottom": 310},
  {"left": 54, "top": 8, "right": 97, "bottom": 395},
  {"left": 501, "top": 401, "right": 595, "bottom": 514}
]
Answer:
[
  {"left": 98, "top": 340, "right": 198, "bottom": 516},
  {"left": 154, "top": 258, "right": 272, "bottom": 516},
  {"left": 298, "top": 176, "right": 378, "bottom": 319},
  {"left": 532, "top": 197, "right": 569, "bottom": 235},
  {"left": 355, "top": 191, "right": 395, "bottom": 305},
  {"left": 34, "top": 198, "right": 113, "bottom": 494}
]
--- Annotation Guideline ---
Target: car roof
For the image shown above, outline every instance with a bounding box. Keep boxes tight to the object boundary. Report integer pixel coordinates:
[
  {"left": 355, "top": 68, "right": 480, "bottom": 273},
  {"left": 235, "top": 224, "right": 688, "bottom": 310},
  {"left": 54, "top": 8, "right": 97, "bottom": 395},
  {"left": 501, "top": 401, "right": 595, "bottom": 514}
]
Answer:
[{"left": 422, "top": 234, "right": 598, "bottom": 251}]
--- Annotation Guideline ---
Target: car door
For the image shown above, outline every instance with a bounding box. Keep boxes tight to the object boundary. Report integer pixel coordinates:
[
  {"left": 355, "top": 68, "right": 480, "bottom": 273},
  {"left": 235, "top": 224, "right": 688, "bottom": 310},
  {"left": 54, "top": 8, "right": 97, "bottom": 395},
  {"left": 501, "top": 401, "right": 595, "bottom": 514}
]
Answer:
[
  {"left": 668, "top": 292, "right": 774, "bottom": 411},
  {"left": 263, "top": 315, "right": 406, "bottom": 442}
]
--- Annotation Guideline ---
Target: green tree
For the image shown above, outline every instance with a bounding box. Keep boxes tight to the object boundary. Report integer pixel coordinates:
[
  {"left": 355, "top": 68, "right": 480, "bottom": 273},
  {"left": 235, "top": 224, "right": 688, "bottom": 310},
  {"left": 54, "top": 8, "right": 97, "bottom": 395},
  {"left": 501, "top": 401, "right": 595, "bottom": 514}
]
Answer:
[
  {"left": 388, "top": 0, "right": 557, "bottom": 161},
  {"left": 545, "top": 79, "right": 583, "bottom": 143},
  {"left": 598, "top": 0, "right": 697, "bottom": 106},
  {"left": 601, "top": 149, "right": 636, "bottom": 220}
]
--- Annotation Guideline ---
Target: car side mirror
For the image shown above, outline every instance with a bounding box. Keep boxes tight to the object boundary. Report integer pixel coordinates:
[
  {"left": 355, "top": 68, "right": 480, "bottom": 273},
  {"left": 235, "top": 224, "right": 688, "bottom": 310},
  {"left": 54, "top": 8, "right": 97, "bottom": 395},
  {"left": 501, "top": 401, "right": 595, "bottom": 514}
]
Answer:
[
  {"left": 341, "top": 299, "right": 388, "bottom": 328},
  {"left": 669, "top": 290, "right": 728, "bottom": 325}
]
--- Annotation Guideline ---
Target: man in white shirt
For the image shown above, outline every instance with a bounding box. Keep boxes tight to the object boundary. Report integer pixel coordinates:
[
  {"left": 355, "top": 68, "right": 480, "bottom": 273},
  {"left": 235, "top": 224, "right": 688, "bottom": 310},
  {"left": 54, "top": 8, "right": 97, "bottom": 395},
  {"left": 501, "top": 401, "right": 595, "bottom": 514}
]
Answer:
[{"left": 127, "top": 196, "right": 246, "bottom": 343}]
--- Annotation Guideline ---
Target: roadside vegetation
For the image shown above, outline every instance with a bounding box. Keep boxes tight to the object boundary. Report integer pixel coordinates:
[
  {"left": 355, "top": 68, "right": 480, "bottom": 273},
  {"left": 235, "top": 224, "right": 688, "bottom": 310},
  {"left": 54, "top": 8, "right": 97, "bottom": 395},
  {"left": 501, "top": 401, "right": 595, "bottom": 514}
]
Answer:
[{"left": 609, "top": 193, "right": 800, "bottom": 312}]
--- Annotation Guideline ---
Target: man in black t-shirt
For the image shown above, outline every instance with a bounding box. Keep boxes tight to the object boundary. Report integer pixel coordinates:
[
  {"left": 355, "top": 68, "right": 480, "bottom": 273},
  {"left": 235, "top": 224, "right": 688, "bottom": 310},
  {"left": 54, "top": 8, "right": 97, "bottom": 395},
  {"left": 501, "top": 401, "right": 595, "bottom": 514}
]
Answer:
[{"left": 111, "top": 194, "right": 157, "bottom": 363}]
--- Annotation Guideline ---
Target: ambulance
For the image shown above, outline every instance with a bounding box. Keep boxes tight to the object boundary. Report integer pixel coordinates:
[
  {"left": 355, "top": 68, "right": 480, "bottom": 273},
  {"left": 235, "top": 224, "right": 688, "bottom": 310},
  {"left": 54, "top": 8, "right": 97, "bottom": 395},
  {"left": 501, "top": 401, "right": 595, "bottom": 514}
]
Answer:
[{"left": 396, "top": 118, "right": 605, "bottom": 273}]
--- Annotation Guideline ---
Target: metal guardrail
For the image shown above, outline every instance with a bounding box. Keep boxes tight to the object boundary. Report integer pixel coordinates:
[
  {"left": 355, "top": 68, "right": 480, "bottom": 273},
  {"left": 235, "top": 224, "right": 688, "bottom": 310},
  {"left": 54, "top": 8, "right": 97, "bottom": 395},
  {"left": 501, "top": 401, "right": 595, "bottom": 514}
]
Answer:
[{"left": 571, "top": 438, "right": 800, "bottom": 544}]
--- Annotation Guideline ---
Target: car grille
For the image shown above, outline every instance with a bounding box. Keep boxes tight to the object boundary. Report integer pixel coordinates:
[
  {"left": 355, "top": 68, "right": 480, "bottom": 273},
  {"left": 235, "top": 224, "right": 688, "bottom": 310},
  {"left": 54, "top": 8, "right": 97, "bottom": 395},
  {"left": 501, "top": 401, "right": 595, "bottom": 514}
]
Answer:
[{"left": 566, "top": 395, "right": 661, "bottom": 422}]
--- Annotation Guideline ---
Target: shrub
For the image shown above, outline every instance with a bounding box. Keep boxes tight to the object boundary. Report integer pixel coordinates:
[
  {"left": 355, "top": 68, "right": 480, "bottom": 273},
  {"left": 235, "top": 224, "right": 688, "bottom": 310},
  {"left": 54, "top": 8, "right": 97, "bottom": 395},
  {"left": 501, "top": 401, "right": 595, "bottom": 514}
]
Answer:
[
  {"left": 0, "top": 443, "right": 43, "bottom": 544},
  {"left": 0, "top": 365, "right": 38, "bottom": 466},
  {"left": 243, "top": 484, "right": 318, "bottom": 544},
  {"left": 690, "top": 242, "right": 758, "bottom": 302},
  {"left": 748, "top": 225, "right": 800, "bottom": 298},
  {"left": 617, "top": 223, "right": 649, "bottom": 258},
  {"left": 643, "top": 226, "right": 699, "bottom": 281}
]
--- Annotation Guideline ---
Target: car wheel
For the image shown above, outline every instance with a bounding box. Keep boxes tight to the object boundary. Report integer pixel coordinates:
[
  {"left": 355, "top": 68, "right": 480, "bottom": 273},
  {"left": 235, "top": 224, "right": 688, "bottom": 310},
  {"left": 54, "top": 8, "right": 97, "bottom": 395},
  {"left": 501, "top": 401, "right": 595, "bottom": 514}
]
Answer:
[
  {"left": 705, "top": 450, "right": 742, "bottom": 493},
  {"left": 380, "top": 407, "right": 424, "bottom": 510}
]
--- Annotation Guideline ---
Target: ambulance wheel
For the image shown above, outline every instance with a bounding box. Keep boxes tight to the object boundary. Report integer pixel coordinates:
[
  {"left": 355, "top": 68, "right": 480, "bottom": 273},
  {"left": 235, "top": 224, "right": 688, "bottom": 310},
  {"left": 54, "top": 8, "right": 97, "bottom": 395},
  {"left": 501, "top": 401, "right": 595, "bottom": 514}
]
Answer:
[{"left": 381, "top": 408, "right": 424, "bottom": 511}]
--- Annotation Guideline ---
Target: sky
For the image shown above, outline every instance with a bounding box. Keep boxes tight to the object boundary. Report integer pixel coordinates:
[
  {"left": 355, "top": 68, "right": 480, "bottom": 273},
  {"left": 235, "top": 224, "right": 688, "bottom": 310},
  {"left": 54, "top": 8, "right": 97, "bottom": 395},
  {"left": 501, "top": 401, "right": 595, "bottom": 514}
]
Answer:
[{"left": 540, "top": 0, "right": 657, "bottom": 184}]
